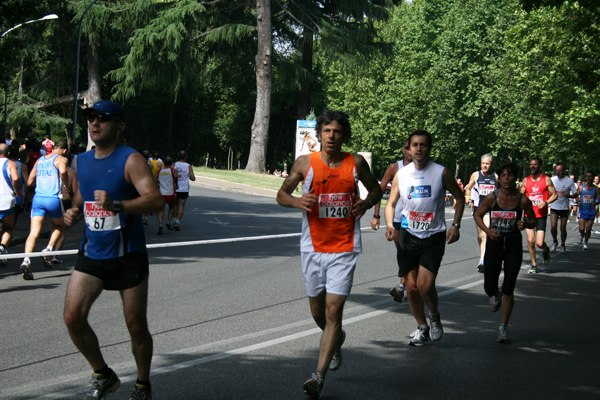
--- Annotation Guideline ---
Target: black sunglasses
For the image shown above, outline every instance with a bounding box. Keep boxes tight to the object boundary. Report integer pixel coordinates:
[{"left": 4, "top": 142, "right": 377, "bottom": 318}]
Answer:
[{"left": 87, "top": 114, "right": 118, "bottom": 123}]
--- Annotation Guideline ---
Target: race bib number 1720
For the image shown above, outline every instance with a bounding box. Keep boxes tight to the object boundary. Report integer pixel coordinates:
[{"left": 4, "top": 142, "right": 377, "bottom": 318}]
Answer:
[{"left": 84, "top": 202, "right": 121, "bottom": 232}]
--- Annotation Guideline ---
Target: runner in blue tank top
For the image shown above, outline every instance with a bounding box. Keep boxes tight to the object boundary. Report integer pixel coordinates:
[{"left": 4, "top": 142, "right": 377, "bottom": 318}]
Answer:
[
  {"left": 576, "top": 171, "right": 600, "bottom": 250},
  {"left": 20, "top": 140, "right": 69, "bottom": 277},
  {"left": 62, "top": 100, "right": 163, "bottom": 400}
]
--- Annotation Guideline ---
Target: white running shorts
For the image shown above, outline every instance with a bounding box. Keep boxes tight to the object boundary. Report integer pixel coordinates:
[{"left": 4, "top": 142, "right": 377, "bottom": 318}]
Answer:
[{"left": 300, "top": 251, "right": 358, "bottom": 297}]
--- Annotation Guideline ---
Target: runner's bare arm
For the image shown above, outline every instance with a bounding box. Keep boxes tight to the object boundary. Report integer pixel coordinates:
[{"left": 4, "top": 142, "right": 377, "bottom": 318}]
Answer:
[
  {"left": 27, "top": 160, "right": 38, "bottom": 187},
  {"left": 352, "top": 154, "right": 383, "bottom": 220},
  {"left": 519, "top": 197, "right": 537, "bottom": 230},
  {"left": 93, "top": 152, "right": 163, "bottom": 214},
  {"left": 545, "top": 176, "right": 558, "bottom": 206},
  {"left": 55, "top": 156, "right": 70, "bottom": 194},
  {"left": 189, "top": 164, "right": 196, "bottom": 181},
  {"left": 371, "top": 163, "right": 398, "bottom": 230},
  {"left": 464, "top": 171, "right": 478, "bottom": 198},
  {"left": 473, "top": 194, "right": 500, "bottom": 240},
  {"left": 442, "top": 168, "right": 465, "bottom": 244},
  {"left": 385, "top": 174, "right": 400, "bottom": 241},
  {"left": 276, "top": 155, "right": 316, "bottom": 212}
]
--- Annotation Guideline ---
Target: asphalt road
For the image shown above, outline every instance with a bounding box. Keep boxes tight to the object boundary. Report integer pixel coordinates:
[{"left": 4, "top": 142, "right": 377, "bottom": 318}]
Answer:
[{"left": 0, "top": 182, "right": 599, "bottom": 400}]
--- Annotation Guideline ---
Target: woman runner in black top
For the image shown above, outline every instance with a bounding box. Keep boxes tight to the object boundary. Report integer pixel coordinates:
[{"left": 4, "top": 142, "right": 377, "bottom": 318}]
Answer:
[{"left": 474, "top": 163, "right": 536, "bottom": 343}]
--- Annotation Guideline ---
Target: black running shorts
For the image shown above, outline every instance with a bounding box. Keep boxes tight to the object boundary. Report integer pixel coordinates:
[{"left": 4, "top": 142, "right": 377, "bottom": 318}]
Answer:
[
  {"left": 75, "top": 251, "right": 149, "bottom": 290},
  {"left": 396, "top": 228, "right": 446, "bottom": 277}
]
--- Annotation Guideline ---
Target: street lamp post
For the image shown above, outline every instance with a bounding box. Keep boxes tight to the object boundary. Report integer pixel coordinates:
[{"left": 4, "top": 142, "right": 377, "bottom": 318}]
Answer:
[
  {"left": 72, "top": 0, "right": 100, "bottom": 144},
  {"left": 1, "top": 14, "right": 59, "bottom": 139}
]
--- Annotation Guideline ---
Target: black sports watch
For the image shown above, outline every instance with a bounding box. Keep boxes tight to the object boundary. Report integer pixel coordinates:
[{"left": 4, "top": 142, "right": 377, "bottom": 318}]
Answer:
[
  {"left": 112, "top": 200, "right": 122, "bottom": 213},
  {"left": 452, "top": 222, "right": 461, "bottom": 229}
]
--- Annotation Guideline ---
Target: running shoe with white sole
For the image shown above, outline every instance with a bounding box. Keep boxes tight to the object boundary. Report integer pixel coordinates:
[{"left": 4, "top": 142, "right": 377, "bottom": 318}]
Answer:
[
  {"left": 303, "top": 372, "right": 324, "bottom": 399},
  {"left": 497, "top": 326, "right": 510, "bottom": 344},
  {"left": 409, "top": 326, "right": 430, "bottom": 346},
  {"left": 129, "top": 383, "right": 152, "bottom": 400},
  {"left": 490, "top": 291, "right": 502, "bottom": 312},
  {"left": 577, "top": 234, "right": 584, "bottom": 244},
  {"left": 560, "top": 246, "right": 566, "bottom": 254},
  {"left": 429, "top": 313, "right": 443, "bottom": 341},
  {"left": 550, "top": 242, "right": 558, "bottom": 252},
  {"left": 21, "top": 261, "right": 34, "bottom": 280},
  {"left": 583, "top": 243, "right": 589, "bottom": 250},
  {"left": 528, "top": 265, "right": 539, "bottom": 274},
  {"left": 389, "top": 284, "right": 405, "bottom": 302},
  {"left": 329, "top": 329, "right": 346, "bottom": 372},
  {"left": 41, "top": 248, "right": 53, "bottom": 269},
  {"left": 84, "top": 372, "right": 120, "bottom": 400}
]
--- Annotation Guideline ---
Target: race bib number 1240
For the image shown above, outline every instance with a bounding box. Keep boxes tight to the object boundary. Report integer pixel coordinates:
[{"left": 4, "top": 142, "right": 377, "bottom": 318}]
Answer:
[{"left": 318, "top": 193, "right": 352, "bottom": 219}]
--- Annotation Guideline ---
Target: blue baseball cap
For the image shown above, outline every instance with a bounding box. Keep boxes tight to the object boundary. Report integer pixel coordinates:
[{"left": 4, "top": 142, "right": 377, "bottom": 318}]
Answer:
[{"left": 83, "top": 100, "right": 124, "bottom": 120}]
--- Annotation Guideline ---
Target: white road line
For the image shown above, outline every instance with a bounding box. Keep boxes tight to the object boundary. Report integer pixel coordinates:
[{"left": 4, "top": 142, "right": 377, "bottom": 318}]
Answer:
[{"left": 10, "top": 275, "right": 483, "bottom": 399}]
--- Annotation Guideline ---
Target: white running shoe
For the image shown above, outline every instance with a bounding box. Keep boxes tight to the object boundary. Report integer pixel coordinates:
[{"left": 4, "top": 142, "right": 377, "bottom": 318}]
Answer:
[
  {"left": 550, "top": 242, "right": 558, "bottom": 252},
  {"left": 497, "top": 326, "right": 510, "bottom": 344},
  {"left": 583, "top": 243, "right": 589, "bottom": 250},
  {"left": 409, "top": 326, "right": 430, "bottom": 346},
  {"left": 560, "top": 246, "right": 566, "bottom": 254},
  {"left": 577, "top": 234, "right": 584, "bottom": 244},
  {"left": 429, "top": 313, "right": 443, "bottom": 341}
]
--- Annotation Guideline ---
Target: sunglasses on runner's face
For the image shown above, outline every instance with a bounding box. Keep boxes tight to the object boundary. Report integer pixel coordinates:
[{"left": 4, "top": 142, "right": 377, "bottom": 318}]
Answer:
[{"left": 86, "top": 114, "right": 118, "bottom": 123}]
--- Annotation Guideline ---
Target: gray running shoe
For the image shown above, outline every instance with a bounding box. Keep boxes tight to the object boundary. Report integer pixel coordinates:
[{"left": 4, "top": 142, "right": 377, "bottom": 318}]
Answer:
[
  {"left": 550, "top": 242, "right": 558, "bottom": 252},
  {"left": 21, "top": 262, "right": 34, "bottom": 280},
  {"left": 303, "top": 372, "right": 324, "bottom": 399},
  {"left": 129, "top": 383, "right": 152, "bottom": 400},
  {"left": 329, "top": 329, "right": 346, "bottom": 372},
  {"left": 389, "top": 284, "right": 405, "bottom": 302},
  {"left": 429, "top": 313, "right": 443, "bottom": 341},
  {"left": 84, "top": 372, "right": 120, "bottom": 400},
  {"left": 583, "top": 243, "right": 589, "bottom": 250},
  {"left": 497, "top": 326, "right": 510, "bottom": 344},
  {"left": 409, "top": 326, "right": 430, "bottom": 346},
  {"left": 577, "top": 234, "right": 583, "bottom": 244},
  {"left": 52, "top": 256, "right": 63, "bottom": 264},
  {"left": 560, "top": 246, "right": 566, "bottom": 254},
  {"left": 41, "top": 248, "right": 53, "bottom": 269},
  {"left": 490, "top": 291, "right": 502, "bottom": 312}
]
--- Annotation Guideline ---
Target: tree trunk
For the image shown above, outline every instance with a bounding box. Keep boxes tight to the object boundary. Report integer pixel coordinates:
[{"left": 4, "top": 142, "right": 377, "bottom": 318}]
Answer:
[
  {"left": 296, "top": 26, "right": 313, "bottom": 120},
  {"left": 245, "top": 0, "right": 272, "bottom": 173},
  {"left": 85, "top": 42, "right": 102, "bottom": 149}
]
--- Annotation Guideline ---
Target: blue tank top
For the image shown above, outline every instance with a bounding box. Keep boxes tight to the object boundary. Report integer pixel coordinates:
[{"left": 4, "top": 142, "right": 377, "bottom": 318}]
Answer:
[
  {"left": 579, "top": 185, "right": 597, "bottom": 216},
  {"left": 77, "top": 145, "right": 147, "bottom": 259},
  {"left": 35, "top": 154, "right": 61, "bottom": 197}
]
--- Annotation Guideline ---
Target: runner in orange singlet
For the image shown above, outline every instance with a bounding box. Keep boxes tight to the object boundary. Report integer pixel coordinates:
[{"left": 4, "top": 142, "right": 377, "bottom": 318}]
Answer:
[{"left": 277, "top": 110, "right": 381, "bottom": 399}]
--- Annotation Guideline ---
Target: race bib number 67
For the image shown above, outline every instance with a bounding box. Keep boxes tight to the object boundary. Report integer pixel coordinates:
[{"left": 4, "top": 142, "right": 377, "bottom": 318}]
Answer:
[
  {"left": 319, "top": 193, "right": 351, "bottom": 219},
  {"left": 84, "top": 202, "right": 121, "bottom": 232}
]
